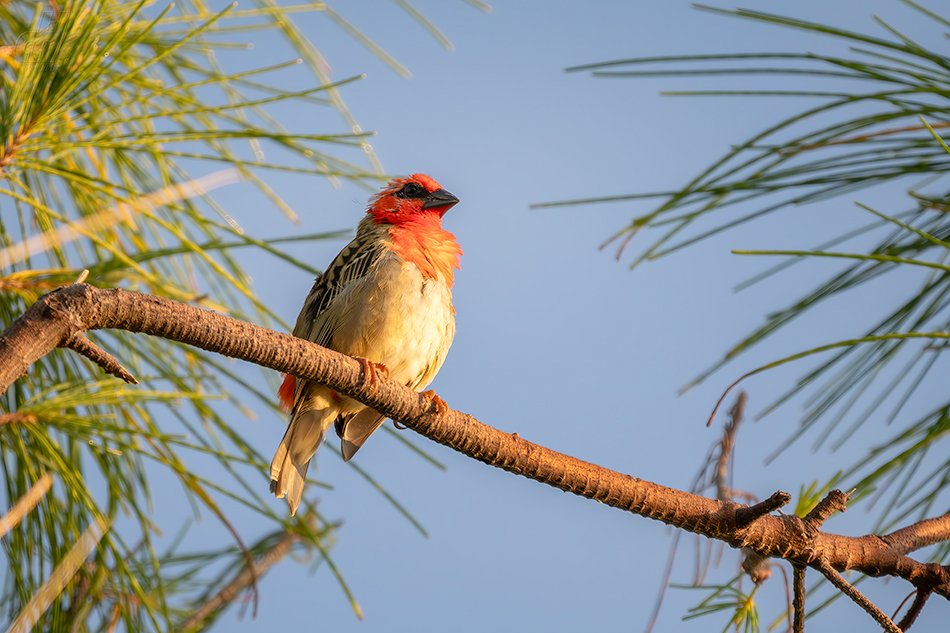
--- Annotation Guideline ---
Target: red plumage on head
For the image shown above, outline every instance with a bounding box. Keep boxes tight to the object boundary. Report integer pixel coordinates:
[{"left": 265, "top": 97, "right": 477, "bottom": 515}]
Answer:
[
  {"left": 406, "top": 173, "right": 440, "bottom": 191},
  {"left": 368, "top": 174, "right": 463, "bottom": 286},
  {"left": 368, "top": 174, "right": 452, "bottom": 223}
]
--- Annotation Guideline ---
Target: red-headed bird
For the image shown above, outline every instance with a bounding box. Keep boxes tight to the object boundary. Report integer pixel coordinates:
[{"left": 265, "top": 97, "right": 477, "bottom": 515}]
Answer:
[{"left": 271, "top": 174, "right": 461, "bottom": 515}]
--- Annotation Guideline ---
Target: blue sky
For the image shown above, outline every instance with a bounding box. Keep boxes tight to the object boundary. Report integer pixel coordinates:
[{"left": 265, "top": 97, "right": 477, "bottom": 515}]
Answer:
[{"left": 163, "top": 1, "right": 950, "bottom": 631}]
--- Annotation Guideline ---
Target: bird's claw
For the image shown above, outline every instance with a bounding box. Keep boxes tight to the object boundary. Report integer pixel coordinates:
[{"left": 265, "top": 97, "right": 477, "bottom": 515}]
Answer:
[
  {"left": 421, "top": 390, "right": 448, "bottom": 416},
  {"left": 356, "top": 357, "right": 389, "bottom": 393},
  {"left": 393, "top": 390, "right": 446, "bottom": 431},
  {"left": 393, "top": 389, "right": 449, "bottom": 431}
]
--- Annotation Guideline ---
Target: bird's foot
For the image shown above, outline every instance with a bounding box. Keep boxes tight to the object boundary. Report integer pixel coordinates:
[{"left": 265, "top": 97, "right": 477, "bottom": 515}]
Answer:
[
  {"left": 355, "top": 357, "right": 389, "bottom": 393},
  {"left": 394, "top": 390, "right": 447, "bottom": 430},
  {"left": 421, "top": 390, "right": 448, "bottom": 416}
]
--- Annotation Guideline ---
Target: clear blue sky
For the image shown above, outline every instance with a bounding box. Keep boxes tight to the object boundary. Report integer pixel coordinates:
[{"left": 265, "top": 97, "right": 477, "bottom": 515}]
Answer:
[{"left": 170, "top": 1, "right": 950, "bottom": 631}]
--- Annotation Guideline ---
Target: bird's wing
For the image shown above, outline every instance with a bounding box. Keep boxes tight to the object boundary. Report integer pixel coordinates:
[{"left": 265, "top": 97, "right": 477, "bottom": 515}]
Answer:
[
  {"left": 287, "top": 229, "right": 389, "bottom": 409},
  {"left": 293, "top": 232, "right": 389, "bottom": 348}
]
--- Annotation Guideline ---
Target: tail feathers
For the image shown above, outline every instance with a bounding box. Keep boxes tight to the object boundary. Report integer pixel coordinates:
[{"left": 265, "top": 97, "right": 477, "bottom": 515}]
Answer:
[
  {"left": 270, "top": 408, "right": 332, "bottom": 515},
  {"left": 269, "top": 457, "right": 309, "bottom": 516},
  {"left": 339, "top": 409, "right": 387, "bottom": 462}
]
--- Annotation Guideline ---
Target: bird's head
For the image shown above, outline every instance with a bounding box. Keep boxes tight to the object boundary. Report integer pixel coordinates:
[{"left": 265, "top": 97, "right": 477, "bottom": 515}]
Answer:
[{"left": 368, "top": 174, "right": 459, "bottom": 226}]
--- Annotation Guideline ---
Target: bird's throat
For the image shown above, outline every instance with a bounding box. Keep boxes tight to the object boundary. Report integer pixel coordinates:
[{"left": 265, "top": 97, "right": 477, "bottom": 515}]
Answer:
[{"left": 388, "top": 218, "right": 462, "bottom": 286}]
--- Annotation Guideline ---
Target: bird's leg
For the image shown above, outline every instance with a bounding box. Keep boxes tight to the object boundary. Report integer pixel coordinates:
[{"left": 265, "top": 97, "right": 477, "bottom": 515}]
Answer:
[{"left": 355, "top": 357, "right": 389, "bottom": 393}]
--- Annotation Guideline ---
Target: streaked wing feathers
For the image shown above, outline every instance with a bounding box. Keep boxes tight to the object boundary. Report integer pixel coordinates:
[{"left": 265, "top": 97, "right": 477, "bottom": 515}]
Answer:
[{"left": 293, "top": 232, "right": 389, "bottom": 348}]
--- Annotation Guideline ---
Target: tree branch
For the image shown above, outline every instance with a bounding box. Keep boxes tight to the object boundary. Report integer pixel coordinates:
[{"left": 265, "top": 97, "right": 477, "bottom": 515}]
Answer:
[
  {"left": 896, "top": 588, "right": 930, "bottom": 632},
  {"left": 735, "top": 491, "right": 791, "bottom": 530},
  {"left": 62, "top": 332, "right": 137, "bottom": 384},
  {"left": 815, "top": 558, "right": 901, "bottom": 633},
  {"left": 3, "top": 283, "right": 950, "bottom": 621},
  {"left": 793, "top": 565, "right": 805, "bottom": 633},
  {"left": 803, "top": 489, "right": 850, "bottom": 530}
]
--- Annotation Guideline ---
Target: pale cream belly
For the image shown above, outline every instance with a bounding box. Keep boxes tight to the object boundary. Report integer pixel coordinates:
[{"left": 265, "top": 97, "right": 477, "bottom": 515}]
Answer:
[{"left": 328, "top": 252, "right": 455, "bottom": 400}]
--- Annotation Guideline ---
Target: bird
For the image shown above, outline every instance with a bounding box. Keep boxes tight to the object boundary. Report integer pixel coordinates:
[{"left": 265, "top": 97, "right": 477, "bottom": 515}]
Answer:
[{"left": 270, "top": 173, "right": 462, "bottom": 515}]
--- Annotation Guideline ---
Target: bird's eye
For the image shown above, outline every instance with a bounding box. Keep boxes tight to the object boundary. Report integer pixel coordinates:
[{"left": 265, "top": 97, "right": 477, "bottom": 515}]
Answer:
[{"left": 396, "top": 183, "right": 426, "bottom": 199}]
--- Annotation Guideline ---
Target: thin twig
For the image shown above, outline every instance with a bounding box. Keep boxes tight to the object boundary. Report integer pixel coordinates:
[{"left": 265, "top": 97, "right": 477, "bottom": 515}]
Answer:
[
  {"left": 814, "top": 559, "right": 901, "bottom": 633},
  {"left": 803, "top": 489, "right": 850, "bottom": 529},
  {"left": 896, "top": 589, "right": 930, "bottom": 632},
  {"left": 62, "top": 332, "right": 137, "bottom": 384},
  {"left": 644, "top": 528, "right": 682, "bottom": 633},
  {"left": 715, "top": 390, "right": 746, "bottom": 502},
  {"left": 735, "top": 491, "right": 791, "bottom": 529},
  {"left": 774, "top": 563, "right": 793, "bottom": 633},
  {"left": 792, "top": 565, "right": 805, "bottom": 633},
  {"left": 781, "top": 121, "right": 950, "bottom": 155}
]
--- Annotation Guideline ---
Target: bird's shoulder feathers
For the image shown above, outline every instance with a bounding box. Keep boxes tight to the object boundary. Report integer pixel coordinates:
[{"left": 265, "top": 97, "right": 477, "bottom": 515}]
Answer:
[{"left": 292, "top": 219, "right": 390, "bottom": 344}]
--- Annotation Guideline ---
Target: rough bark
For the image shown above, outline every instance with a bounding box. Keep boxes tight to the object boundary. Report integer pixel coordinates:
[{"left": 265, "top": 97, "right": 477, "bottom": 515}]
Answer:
[{"left": 2, "top": 283, "right": 950, "bottom": 620}]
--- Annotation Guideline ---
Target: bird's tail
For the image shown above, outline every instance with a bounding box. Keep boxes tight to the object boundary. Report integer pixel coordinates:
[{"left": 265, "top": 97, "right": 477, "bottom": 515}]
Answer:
[
  {"left": 338, "top": 409, "right": 387, "bottom": 462},
  {"left": 270, "top": 396, "right": 335, "bottom": 515}
]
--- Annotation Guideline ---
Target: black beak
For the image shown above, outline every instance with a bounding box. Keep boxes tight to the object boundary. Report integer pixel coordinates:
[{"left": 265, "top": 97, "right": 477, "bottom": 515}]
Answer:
[{"left": 422, "top": 188, "right": 459, "bottom": 211}]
